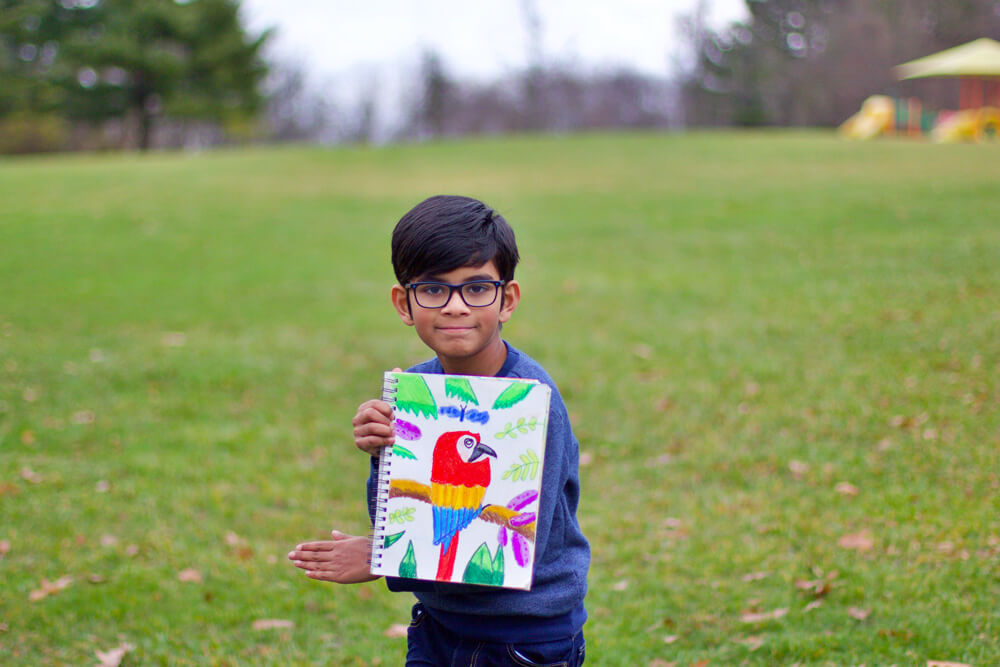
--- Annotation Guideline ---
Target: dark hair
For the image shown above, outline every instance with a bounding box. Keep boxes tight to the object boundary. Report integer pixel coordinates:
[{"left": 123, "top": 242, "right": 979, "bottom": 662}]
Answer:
[{"left": 391, "top": 195, "right": 519, "bottom": 285}]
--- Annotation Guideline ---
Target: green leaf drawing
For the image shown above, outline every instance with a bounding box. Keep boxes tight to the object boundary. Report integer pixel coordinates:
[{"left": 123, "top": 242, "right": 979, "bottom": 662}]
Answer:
[
  {"left": 462, "top": 543, "right": 504, "bottom": 585},
  {"left": 392, "top": 444, "right": 416, "bottom": 460},
  {"left": 445, "top": 377, "right": 478, "bottom": 405},
  {"left": 398, "top": 541, "right": 417, "bottom": 578},
  {"left": 393, "top": 373, "right": 437, "bottom": 419},
  {"left": 492, "top": 543, "right": 504, "bottom": 584},
  {"left": 383, "top": 531, "right": 405, "bottom": 549},
  {"left": 494, "top": 416, "right": 540, "bottom": 440},
  {"left": 389, "top": 507, "right": 416, "bottom": 524},
  {"left": 492, "top": 381, "right": 535, "bottom": 409},
  {"left": 501, "top": 449, "right": 540, "bottom": 482}
]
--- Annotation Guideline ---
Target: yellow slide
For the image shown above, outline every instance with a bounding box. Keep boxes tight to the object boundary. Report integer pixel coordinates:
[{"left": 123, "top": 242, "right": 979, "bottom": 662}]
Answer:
[
  {"left": 839, "top": 96, "right": 895, "bottom": 140},
  {"left": 932, "top": 107, "right": 1000, "bottom": 143}
]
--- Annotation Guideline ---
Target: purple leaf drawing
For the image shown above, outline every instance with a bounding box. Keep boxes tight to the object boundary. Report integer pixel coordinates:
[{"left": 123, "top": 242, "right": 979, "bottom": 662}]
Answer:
[
  {"left": 498, "top": 526, "right": 508, "bottom": 547},
  {"left": 506, "top": 490, "right": 538, "bottom": 511},
  {"left": 509, "top": 511, "right": 536, "bottom": 527},
  {"left": 393, "top": 419, "right": 421, "bottom": 441},
  {"left": 512, "top": 532, "right": 531, "bottom": 567}
]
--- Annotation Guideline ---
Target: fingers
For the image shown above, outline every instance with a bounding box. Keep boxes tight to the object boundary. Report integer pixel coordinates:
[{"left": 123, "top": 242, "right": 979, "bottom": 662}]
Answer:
[
  {"left": 353, "top": 402, "right": 396, "bottom": 455},
  {"left": 289, "top": 546, "right": 334, "bottom": 562},
  {"left": 354, "top": 399, "right": 393, "bottom": 422},
  {"left": 304, "top": 568, "right": 381, "bottom": 584}
]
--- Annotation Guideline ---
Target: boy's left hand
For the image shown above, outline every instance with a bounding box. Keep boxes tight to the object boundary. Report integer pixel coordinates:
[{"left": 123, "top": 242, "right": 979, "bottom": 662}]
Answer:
[{"left": 288, "top": 530, "right": 380, "bottom": 584}]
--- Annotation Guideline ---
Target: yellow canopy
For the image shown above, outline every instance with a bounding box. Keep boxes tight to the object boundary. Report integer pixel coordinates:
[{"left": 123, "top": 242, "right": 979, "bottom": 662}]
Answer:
[{"left": 894, "top": 38, "right": 1000, "bottom": 79}]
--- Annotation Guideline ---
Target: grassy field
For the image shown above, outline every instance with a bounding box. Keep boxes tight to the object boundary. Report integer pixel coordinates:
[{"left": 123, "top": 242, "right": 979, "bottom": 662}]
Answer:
[{"left": 1, "top": 131, "right": 998, "bottom": 665}]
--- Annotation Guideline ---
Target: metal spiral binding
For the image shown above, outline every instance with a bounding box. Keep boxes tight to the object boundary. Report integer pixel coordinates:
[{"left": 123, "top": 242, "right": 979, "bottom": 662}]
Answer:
[{"left": 369, "top": 373, "right": 398, "bottom": 569}]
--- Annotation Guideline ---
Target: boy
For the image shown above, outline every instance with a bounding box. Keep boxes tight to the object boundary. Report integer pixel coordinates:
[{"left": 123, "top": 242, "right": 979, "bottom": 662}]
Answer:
[{"left": 289, "top": 195, "right": 589, "bottom": 666}]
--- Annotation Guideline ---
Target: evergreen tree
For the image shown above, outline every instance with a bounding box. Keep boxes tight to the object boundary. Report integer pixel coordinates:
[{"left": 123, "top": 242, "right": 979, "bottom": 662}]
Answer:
[{"left": 59, "top": 0, "right": 269, "bottom": 149}]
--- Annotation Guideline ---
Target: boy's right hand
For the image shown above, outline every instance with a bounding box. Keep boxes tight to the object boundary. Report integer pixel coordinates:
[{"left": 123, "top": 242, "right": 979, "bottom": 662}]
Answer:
[
  {"left": 353, "top": 368, "right": 402, "bottom": 456},
  {"left": 352, "top": 398, "right": 395, "bottom": 456}
]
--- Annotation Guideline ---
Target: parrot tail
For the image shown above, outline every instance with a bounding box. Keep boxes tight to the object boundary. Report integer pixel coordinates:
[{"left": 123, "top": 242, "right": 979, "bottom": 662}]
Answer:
[{"left": 437, "top": 534, "right": 459, "bottom": 581}]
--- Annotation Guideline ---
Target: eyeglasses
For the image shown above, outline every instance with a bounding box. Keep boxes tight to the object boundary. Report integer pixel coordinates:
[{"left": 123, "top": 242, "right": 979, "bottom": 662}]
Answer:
[{"left": 406, "top": 280, "right": 506, "bottom": 309}]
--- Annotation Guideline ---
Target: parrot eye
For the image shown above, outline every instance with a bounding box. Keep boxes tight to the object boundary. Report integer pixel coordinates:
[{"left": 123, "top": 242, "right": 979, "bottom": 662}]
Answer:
[{"left": 462, "top": 437, "right": 475, "bottom": 448}]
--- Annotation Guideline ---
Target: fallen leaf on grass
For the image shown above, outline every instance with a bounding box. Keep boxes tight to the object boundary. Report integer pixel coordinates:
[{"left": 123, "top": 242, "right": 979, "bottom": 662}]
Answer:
[
  {"left": 691, "top": 660, "right": 710, "bottom": 667},
  {"left": 733, "top": 635, "right": 763, "bottom": 650},
  {"left": 795, "top": 570, "right": 837, "bottom": 597},
  {"left": 838, "top": 530, "right": 874, "bottom": 552},
  {"left": 633, "top": 344, "right": 653, "bottom": 359},
  {"left": 835, "top": 482, "right": 858, "bottom": 496},
  {"left": 252, "top": 619, "right": 294, "bottom": 631},
  {"left": 847, "top": 607, "right": 871, "bottom": 621},
  {"left": 161, "top": 332, "right": 187, "bottom": 347},
  {"left": 71, "top": 410, "right": 95, "bottom": 425},
  {"left": 177, "top": 568, "right": 202, "bottom": 583},
  {"left": 384, "top": 624, "right": 408, "bottom": 638},
  {"left": 20, "top": 467, "right": 42, "bottom": 484},
  {"left": 740, "top": 608, "right": 788, "bottom": 623},
  {"left": 234, "top": 545, "right": 254, "bottom": 560},
  {"left": 788, "top": 460, "right": 809, "bottom": 478},
  {"left": 29, "top": 575, "right": 73, "bottom": 601},
  {"left": 95, "top": 642, "right": 134, "bottom": 667}
]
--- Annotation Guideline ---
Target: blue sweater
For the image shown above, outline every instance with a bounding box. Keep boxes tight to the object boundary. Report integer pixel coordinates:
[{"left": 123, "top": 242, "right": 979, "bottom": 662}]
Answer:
[{"left": 367, "top": 343, "right": 590, "bottom": 641}]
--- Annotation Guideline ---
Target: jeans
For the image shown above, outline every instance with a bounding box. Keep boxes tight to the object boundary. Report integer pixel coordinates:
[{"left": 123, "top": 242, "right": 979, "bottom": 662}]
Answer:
[{"left": 406, "top": 603, "right": 586, "bottom": 667}]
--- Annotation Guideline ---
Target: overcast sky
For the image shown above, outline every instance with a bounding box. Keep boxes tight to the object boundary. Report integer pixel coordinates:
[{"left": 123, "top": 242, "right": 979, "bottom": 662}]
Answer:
[{"left": 240, "top": 0, "right": 749, "bottom": 82}]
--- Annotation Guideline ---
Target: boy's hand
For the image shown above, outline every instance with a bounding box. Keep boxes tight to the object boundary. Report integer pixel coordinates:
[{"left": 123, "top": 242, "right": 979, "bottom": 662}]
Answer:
[
  {"left": 353, "top": 399, "right": 395, "bottom": 455},
  {"left": 288, "top": 530, "right": 380, "bottom": 584},
  {"left": 352, "top": 367, "right": 402, "bottom": 456}
]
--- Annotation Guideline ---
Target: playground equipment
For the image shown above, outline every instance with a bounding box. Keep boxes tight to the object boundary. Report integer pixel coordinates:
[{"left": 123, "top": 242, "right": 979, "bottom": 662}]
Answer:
[
  {"left": 838, "top": 96, "right": 894, "bottom": 140},
  {"left": 931, "top": 107, "right": 1000, "bottom": 143},
  {"left": 839, "top": 95, "right": 946, "bottom": 140},
  {"left": 841, "top": 38, "right": 1000, "bottom": 143}
]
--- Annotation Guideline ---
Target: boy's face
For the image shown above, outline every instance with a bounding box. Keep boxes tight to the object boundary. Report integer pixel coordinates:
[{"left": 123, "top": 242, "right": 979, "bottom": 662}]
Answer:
[{"left": 391, "top": 260, "right": 520, "bottom": 375}]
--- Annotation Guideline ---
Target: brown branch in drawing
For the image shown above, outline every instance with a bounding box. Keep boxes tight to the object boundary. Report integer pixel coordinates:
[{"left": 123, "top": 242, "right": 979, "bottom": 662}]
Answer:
[{"left": 388, "top": 478, "right": 536, "bottom": 543}]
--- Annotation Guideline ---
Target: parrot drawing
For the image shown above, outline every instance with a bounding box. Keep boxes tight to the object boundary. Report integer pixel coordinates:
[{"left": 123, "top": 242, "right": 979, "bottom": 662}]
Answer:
[{"left": 430, "top": 430, "right": 497, "bottom": 581}]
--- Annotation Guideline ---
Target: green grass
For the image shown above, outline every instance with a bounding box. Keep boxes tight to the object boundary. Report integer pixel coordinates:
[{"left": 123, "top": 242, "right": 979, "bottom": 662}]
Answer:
[{"left": 1, "top": 131, "right": 998, "bottom": 665}]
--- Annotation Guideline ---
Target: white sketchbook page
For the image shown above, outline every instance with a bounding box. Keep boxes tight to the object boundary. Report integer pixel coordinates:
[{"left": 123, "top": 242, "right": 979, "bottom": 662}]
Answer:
[{"left": 370, "top": 372, "right": 551, "bottom": 590}]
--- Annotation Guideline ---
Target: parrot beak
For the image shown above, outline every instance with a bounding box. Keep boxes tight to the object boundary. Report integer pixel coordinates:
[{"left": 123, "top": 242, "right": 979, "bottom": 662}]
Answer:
[{"left": 468, "top": 442, "right": 497, "bottom": 462}]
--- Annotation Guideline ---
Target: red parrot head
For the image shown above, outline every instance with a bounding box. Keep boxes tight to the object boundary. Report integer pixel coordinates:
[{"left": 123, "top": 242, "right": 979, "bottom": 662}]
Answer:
[
  {"left": 431, "top": 430, "right": 497, "bottom": 487},
  {"left": 456, "top": 432, "right": 497, "bottom": 463}
]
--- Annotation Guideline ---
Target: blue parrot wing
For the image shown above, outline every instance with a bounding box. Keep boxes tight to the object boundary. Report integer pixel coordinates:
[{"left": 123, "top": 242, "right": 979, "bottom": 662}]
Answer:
[{"left": 432, "top": 506, "right": 482, "bottom": 547}]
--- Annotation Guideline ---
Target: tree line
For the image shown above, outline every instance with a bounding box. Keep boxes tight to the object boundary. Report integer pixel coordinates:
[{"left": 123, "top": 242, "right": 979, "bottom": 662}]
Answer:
[
  {"left": 3, "top": 0, "right": 1000, "bottom": 153},
  {"left": 0, "top": 0, "right": 267, "bottom": 152},
  {"left": 677, "top": 0, "right": 1000, "bottom": 127}
]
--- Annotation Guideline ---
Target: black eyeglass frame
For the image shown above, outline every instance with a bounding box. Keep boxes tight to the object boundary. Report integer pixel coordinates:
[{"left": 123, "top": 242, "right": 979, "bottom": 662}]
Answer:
[{"left": 405, "top": 280, "right": 507, "bottom": 309}]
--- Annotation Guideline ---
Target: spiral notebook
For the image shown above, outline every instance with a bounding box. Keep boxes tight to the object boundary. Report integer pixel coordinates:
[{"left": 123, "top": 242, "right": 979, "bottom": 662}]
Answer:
[{"left": 369, "top": 371, "right": 552, "bottom": 590}]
